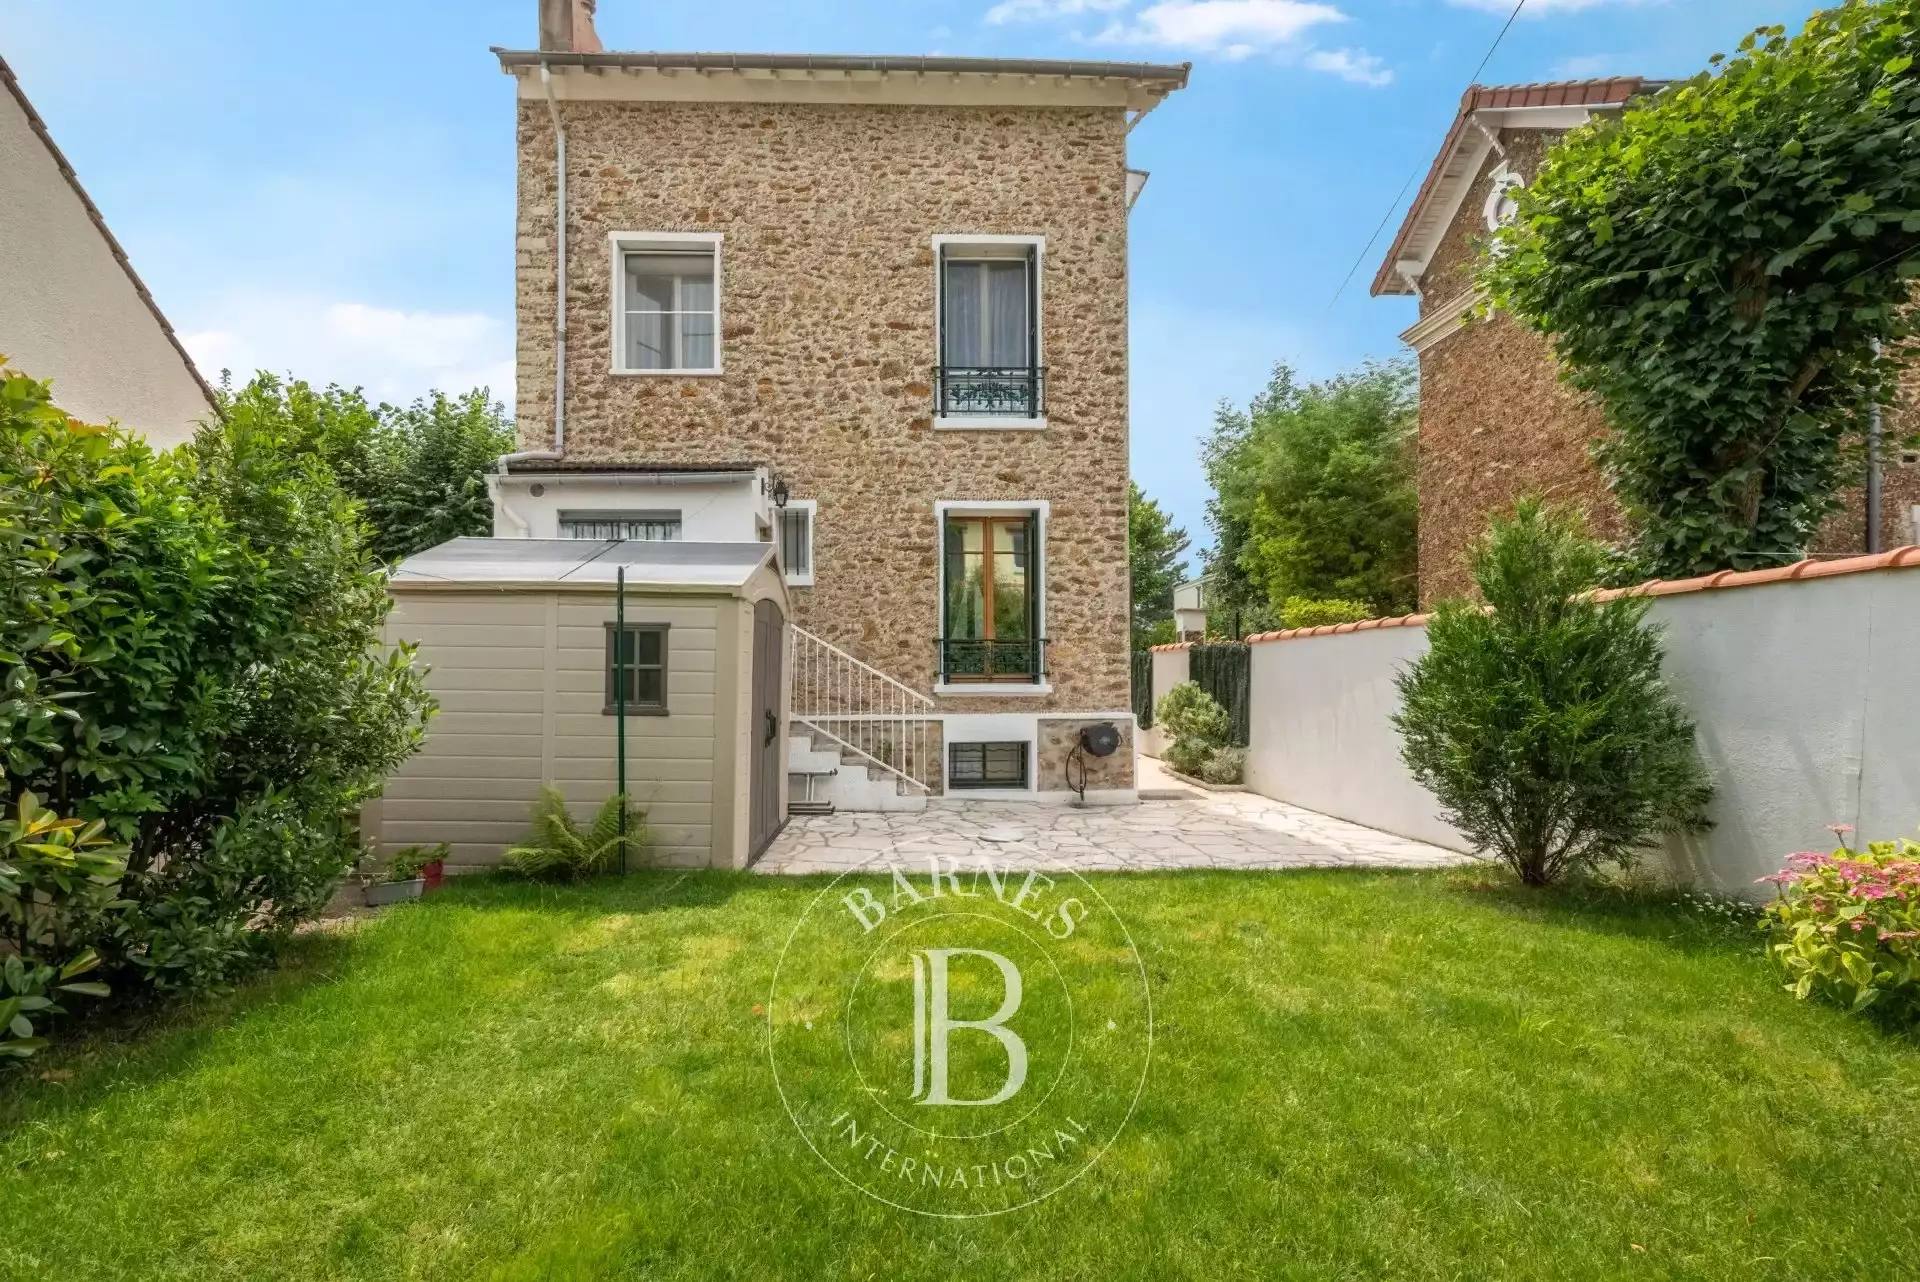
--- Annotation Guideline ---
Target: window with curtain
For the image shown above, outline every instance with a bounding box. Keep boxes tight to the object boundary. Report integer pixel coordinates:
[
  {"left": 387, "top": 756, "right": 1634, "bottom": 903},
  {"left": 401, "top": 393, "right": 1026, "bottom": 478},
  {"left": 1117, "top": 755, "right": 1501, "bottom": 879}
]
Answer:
[
  {"left": 941, "top": 513, "right": 1041, "bottom": 681},
  {"left": 940, "top": 251, "right": 1033, "bottom": 371},
  {"left": 623, "top": 247, "right": 717, "bottom": 371}
]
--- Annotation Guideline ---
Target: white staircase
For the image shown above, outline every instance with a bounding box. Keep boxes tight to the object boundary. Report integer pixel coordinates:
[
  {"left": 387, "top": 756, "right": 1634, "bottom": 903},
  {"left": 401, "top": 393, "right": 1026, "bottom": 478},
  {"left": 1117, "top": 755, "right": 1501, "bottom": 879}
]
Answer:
[{"left": 788, "top": 624, "right": 940, "bottom": 813}]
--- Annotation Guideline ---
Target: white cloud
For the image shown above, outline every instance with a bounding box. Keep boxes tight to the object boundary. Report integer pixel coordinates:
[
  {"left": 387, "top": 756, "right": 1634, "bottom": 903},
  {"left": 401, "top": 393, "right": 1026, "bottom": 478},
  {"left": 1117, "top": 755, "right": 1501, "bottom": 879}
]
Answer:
[
  {"left": 182, "top": 295, "right": 514, "bottom": 407},
  {"left": 1095, "top": 0, "right": 1349, "bottom": 52},
  {"left": 987, "top": 0, "right": 1128, "bottom": 23},
  {"left": 1306, "top": 47, "right": 1393, "bottom": 86},
  {"left": 1447, "top": 0, "right": 1661, "bottom": 14}
]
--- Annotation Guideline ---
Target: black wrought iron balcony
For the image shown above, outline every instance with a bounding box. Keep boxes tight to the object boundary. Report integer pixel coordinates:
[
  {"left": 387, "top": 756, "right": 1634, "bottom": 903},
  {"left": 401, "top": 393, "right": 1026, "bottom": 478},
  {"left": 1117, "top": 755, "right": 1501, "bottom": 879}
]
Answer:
[
  {"left": 936, "top": 637, "right": 1049, "bottom": 684},
  {"left": 933, "top": 366, "right": 1047, "bottom": 419}
]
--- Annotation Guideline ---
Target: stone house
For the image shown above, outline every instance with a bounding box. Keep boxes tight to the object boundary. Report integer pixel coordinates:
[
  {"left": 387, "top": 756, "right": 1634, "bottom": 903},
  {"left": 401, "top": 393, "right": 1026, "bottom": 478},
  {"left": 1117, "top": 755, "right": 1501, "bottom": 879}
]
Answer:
[
  {"left": 1375, "top": 78, "right": 1920, "bottom": 605},
  {"left": 486, "top": 11, "right": 1186, "bottom": 809}
]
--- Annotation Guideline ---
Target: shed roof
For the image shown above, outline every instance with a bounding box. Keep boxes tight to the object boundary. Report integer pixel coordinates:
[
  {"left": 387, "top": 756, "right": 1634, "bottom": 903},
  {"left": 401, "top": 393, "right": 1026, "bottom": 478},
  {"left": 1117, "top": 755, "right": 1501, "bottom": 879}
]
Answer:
[{"left": 389, "top": 538, "right": 779, "bottom": 593}]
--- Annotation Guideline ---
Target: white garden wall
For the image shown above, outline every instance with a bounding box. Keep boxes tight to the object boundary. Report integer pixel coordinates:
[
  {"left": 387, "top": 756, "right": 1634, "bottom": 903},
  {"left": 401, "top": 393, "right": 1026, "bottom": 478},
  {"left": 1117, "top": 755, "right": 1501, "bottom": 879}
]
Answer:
[
  {"left": 1140, "top": 646, "right": 1190, "bottom": 760},
  {"left": 1239, "top": 559, "right": 1920, "bottom": 895}
]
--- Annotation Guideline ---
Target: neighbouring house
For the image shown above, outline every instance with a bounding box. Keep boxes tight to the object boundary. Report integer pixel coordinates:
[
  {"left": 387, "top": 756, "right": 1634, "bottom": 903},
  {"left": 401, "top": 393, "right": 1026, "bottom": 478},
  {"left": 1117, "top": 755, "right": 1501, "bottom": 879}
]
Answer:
[
  {"left": 1376, "top": 78, "right": 1920, "bottom": 605},
  {"left": 1172, "top": 576, "right": 1208, "bottom": 641},
  {"left": 364, "top": 539, "right": 791, "bottom": 870},
  {"left": 0, "top": 55, "right": 216, "bottom": 447},
  {"left": 467, "top": 4, "right": 1186, "bottom": 817}
]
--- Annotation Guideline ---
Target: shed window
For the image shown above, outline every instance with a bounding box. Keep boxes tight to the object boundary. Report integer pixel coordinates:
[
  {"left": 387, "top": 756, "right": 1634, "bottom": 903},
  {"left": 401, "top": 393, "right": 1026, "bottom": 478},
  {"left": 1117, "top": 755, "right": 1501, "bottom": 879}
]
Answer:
[
  {"left": 605, "top": 624, "right": 669, "bottom": 715},
  {"left": 948, "top": 742, "right": 1029, "bottom": 790}
]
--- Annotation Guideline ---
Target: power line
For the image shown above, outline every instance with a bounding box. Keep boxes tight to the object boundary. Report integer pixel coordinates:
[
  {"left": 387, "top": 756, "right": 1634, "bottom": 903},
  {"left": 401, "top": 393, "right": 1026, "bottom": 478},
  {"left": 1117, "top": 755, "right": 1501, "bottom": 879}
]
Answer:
[{"left": 1325, "top": 0, "right": 1531, "bottom": 313}]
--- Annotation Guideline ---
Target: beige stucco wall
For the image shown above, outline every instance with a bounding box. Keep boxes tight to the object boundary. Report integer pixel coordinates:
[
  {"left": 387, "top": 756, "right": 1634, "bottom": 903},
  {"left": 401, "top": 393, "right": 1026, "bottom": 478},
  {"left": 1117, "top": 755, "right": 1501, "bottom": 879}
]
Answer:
[
  {"left": 0, "top": 76, "right": 214, "bottom": 448},
  {"left": 369, "top": 588, "right": 735, "bottom": 869},
  {"left": 513, "top": 96, "right": 1134, "bottom": 715}
]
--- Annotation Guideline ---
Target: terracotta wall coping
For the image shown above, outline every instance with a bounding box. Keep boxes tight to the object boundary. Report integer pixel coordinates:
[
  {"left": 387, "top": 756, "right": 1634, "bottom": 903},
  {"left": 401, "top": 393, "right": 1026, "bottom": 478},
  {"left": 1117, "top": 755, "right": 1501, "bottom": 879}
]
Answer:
[{"left": 1243, "top": 546, "right": 1920, "bottom": 647}]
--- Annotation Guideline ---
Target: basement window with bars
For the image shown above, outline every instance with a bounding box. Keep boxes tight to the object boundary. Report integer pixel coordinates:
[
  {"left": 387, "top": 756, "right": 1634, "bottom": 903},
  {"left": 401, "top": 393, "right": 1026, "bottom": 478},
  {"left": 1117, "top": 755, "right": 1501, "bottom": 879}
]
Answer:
[{"left": 947, "top": 742, "right": 1029, "bottom": 791}]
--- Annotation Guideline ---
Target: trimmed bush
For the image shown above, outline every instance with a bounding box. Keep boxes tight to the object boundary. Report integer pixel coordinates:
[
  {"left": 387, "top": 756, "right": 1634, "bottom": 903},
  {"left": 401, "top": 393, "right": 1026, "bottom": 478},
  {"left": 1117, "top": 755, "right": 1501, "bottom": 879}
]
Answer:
[
  {"left": 1394, "top": 500, "right": 1714, "bottom": 886},
  {"left": 1198, "top": 746, "right": 1246, "bottom": 787},
  {"left": 1280, "top": 597, "right": 1374, "bottom": 630},
  {"left": 1760, "top": 832, "right": 1919, "bottom": 1022}
]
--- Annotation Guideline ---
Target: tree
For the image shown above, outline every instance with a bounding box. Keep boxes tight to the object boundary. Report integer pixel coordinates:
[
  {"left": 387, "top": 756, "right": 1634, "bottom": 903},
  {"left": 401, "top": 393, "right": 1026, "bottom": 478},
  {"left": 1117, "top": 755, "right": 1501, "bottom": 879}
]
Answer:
[
  {"left": 213, "top": 374, "right": 513, "bottom": 563},
  {"left": 1482, "top": 3, "right": 1920, "bottom": 578},
  {"left": 1203, "top": 361, "right": 1418, "bottom": 623},
  {"left": 1128, "top": 482, "right": 1189, "bottom": 648},
  {"left": 1394, "top": 499, "right": 1714, "bottom": 887}
]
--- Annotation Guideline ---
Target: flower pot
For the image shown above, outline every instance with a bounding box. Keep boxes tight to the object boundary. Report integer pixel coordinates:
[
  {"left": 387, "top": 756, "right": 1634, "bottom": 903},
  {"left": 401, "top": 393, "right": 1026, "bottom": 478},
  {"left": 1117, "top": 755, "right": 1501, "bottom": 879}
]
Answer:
[
  {"left": 364, "top": 877, "right": 425, "bottom": 907},
  {"left": 422, "top": 859, "right": 445, "bottom": 892}
]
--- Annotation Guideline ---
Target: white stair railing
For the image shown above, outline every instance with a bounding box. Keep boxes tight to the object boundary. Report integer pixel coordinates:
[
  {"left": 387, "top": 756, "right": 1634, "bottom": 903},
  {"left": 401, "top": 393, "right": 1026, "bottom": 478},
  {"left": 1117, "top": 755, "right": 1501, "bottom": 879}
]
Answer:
[{"left": 788, "top": 624, "right": 939, "bottom": 794}]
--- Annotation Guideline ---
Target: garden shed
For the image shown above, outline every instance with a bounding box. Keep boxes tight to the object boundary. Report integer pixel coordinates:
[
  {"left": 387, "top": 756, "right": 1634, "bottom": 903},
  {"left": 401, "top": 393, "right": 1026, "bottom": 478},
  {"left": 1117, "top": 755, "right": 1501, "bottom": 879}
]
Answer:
[{"left": 360, "top": 538, "right": 790, "bottom": 872}]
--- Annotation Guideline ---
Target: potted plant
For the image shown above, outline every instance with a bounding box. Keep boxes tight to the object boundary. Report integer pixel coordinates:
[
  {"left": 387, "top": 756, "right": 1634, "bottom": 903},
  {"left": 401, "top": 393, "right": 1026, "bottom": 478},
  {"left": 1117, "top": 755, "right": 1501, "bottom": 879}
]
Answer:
[{"left": 359, "top": 844, "right": 443, "bottom": 907}]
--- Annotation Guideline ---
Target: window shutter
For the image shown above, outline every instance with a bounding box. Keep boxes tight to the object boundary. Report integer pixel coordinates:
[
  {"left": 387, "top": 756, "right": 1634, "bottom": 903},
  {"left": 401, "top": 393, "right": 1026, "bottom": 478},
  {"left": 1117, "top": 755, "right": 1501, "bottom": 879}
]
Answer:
[{"left": 1025, "top": 245, "right": 1039, "bottom": 371}]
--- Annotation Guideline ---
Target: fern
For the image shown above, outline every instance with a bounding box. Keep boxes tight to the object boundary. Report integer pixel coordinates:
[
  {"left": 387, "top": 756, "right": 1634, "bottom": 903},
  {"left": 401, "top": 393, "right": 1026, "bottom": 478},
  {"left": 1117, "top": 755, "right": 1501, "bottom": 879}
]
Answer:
[{"left": 500, "top": 786, "right": 649, "bottom": 881}]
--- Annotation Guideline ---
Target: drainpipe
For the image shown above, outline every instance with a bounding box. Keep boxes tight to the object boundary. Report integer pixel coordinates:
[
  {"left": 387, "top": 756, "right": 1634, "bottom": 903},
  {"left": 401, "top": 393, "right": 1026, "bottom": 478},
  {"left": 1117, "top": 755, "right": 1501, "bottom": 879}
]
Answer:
[
  {"left": 1868, "top": 339, "right": 1885, "bottom": 554},
  {"left": 493, "top": 61, "right": 570, "bottom": 534}
]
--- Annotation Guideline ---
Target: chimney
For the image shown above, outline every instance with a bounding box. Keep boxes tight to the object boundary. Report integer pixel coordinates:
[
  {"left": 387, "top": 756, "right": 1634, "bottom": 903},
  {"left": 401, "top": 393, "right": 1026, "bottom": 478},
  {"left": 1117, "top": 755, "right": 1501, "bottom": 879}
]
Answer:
[{"left": 538, "top": 0, "right": 602, "bottom": 53}]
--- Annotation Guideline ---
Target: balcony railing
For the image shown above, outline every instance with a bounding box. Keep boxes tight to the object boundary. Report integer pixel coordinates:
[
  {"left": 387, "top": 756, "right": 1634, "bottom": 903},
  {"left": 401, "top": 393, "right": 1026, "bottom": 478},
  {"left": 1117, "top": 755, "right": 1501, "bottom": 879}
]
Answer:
[
  {"left": 933, "top": 366, "right": 1047, "bottom": 419},
  {"left": 936, "top": 637, "right": 1049, "bottom": 684}
]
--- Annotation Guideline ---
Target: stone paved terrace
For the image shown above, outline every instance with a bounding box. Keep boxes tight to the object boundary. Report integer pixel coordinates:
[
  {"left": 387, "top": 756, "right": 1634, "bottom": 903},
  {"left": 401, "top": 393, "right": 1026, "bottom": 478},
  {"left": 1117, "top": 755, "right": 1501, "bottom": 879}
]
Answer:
[{"left": 756, "top": 763, "right": 1475, "bottom": 877}]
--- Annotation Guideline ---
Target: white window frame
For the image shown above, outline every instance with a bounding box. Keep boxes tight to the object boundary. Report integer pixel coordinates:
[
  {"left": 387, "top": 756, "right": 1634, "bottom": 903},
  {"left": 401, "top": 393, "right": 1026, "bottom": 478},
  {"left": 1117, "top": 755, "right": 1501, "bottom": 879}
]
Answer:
[
  {"left": 931, "top": 234, "right": 1047, "bottom": 431},
  {"left": 609, "top": 231, "right": 725, "bottom": 376},
  {"left": 933, "top": 499, "right": 1051, "bottom": 696},
  {"left": 776, "top": 499, "right": 817, "bottom": 588}
]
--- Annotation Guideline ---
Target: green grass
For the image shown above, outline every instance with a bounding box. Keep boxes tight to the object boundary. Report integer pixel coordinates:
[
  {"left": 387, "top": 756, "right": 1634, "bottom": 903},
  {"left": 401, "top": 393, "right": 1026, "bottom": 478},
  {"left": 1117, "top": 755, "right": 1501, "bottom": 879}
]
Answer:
[{"left": 3, "top": 869, "right": 1917, "bottom": 1280}]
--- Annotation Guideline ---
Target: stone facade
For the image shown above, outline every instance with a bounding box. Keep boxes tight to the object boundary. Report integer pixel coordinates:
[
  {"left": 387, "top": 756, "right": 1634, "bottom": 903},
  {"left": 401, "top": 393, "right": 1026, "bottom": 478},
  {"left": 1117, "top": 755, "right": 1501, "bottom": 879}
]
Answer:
[
  {"left": 514, "top": 97, "right": 1133, "bottom": 715},
  {"left": 1035, "top": 717, "right": 1134, "bottom": 794},
  {"left": 1410, "top": 129, "right": 1621, "bottom": 604}
]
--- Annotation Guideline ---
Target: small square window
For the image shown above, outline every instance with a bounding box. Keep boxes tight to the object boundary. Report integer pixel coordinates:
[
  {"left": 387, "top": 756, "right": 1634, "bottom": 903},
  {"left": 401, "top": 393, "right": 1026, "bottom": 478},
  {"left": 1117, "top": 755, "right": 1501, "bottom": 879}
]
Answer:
[
  {"left": 613, "top": 235, "right": 722, "bottom": 374},
  {"left": 605, "top": 624, "right": 669, "bottom": 715},
  {"left": 948, "top": 742, "right": 1029, "bottom": 790},
  {"left": 777, "top": 501, "right": 815, "bottom": 586}
]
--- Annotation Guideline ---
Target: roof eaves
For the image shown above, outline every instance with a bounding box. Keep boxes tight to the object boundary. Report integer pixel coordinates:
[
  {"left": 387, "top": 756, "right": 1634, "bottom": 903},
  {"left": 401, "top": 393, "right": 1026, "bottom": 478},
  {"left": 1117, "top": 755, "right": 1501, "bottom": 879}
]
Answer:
[
  {"left": 0, "top": 55, "right": 221, "bottom": 418},
  {"left": 491, "top": 48, "right": 1192, "bottom": 89},
  {"left": 1369, "top": 77, "right": 1667, "bottom": 299}
]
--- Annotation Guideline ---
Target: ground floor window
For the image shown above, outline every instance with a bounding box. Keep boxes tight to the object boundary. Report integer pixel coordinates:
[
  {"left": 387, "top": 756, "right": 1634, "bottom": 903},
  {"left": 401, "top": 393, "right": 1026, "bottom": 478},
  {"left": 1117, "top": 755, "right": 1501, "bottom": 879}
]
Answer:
[
  {"left": 777, "top": 501, "right": 815, "bottom": 586},
  {"left": 948, "top": 741, "right": 1029, "bottom": 790},
  {"left": 941, "top": 512, "right": 1041, "bottom": 682},
  {"left": 562, "top": 511, "right": 683, "bottom": 541}
]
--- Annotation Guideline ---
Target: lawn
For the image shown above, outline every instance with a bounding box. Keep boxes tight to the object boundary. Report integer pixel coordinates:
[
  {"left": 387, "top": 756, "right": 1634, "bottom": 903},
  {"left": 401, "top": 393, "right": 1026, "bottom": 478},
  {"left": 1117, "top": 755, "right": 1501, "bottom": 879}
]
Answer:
[{"left": 2, "top": 868, "right": 1917, "bottom": 1280}]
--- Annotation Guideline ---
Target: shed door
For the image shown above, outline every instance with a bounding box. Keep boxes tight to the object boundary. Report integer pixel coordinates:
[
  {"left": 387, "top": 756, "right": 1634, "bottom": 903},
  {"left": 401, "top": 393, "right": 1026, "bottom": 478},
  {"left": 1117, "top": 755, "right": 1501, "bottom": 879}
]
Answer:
[{"left": 748, "top": 599, "right": 786, "bottom": 861}]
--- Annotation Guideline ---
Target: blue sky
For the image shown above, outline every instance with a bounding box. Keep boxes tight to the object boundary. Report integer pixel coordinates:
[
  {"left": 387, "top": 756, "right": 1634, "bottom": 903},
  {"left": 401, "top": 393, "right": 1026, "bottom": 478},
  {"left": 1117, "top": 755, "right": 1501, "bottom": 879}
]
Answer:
[{"left": 2, "top": 0, "right": 1825, "bottom": 558}]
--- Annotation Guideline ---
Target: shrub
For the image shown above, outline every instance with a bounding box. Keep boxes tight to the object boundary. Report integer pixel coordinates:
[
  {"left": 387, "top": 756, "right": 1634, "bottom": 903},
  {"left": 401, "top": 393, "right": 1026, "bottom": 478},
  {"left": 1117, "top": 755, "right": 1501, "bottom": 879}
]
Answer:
[
  {"left": 1760, "top": 831, "right": 1920, "bottom": 1021},
  {"left": 1394, "top": 499, "right": 1714, "bottom": 887},
  {"left": 1198, "top": 746, "right": 1246, "bottom": 787},
  {"left": 1281, "top": 597, "right": 1374, "bottom": 630},
  {"left": 501, "top": 787, "right": 649, "bottom": 881},
  {"left": 1155, "top": 682, "right": 1231, "bottom": 779},
  {"left": 1, "top": 362, "right": 432, "bottom": 1002},
  {"left": 0, "top": 791, "right": 122, "bottom": 1057}
]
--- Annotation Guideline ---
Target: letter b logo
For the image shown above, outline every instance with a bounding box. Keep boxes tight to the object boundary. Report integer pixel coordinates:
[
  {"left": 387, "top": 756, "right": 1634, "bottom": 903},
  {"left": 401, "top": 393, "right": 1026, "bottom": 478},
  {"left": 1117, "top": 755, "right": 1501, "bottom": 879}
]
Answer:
[{"left": 909, "top": 949, "right": 1027, "bottom": 1107}]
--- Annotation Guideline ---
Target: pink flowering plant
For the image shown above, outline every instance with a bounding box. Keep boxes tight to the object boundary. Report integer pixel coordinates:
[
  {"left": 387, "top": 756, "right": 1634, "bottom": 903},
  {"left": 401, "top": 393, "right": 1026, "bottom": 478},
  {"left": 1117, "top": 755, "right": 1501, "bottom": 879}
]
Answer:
[{"left": 1758, "top": 827, "right": 1920, "bottom": 1022}]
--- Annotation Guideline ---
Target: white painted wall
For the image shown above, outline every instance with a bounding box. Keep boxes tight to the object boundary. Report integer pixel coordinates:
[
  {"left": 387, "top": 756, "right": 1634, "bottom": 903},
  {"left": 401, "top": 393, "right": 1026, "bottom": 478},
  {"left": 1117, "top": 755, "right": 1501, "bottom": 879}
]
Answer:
[
  {"left": 1241, "top": 568, "right": 1920, "bottom": 895},
  {"left": 1245, "top": 627, "right": 1466, "bottom": 850},
  {"left": 0, "top": 71, "right": 214, "bottom": 447},
  {"left": 490, "top": 471, "right": 770, "bottom": 541}
]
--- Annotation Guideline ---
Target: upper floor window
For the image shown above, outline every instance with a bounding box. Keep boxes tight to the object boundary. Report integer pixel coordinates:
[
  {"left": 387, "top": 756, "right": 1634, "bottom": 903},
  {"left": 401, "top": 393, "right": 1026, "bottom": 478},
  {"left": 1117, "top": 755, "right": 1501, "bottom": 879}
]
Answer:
[
  {"left": 934, "top": 237, "right": 1044, "bottom": 424},
  {"left": 561, "top": 510, "right": 683, "bottom": 541},
  {"left": 611, "top": 232, "right": 722, "bottom": 374}
]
